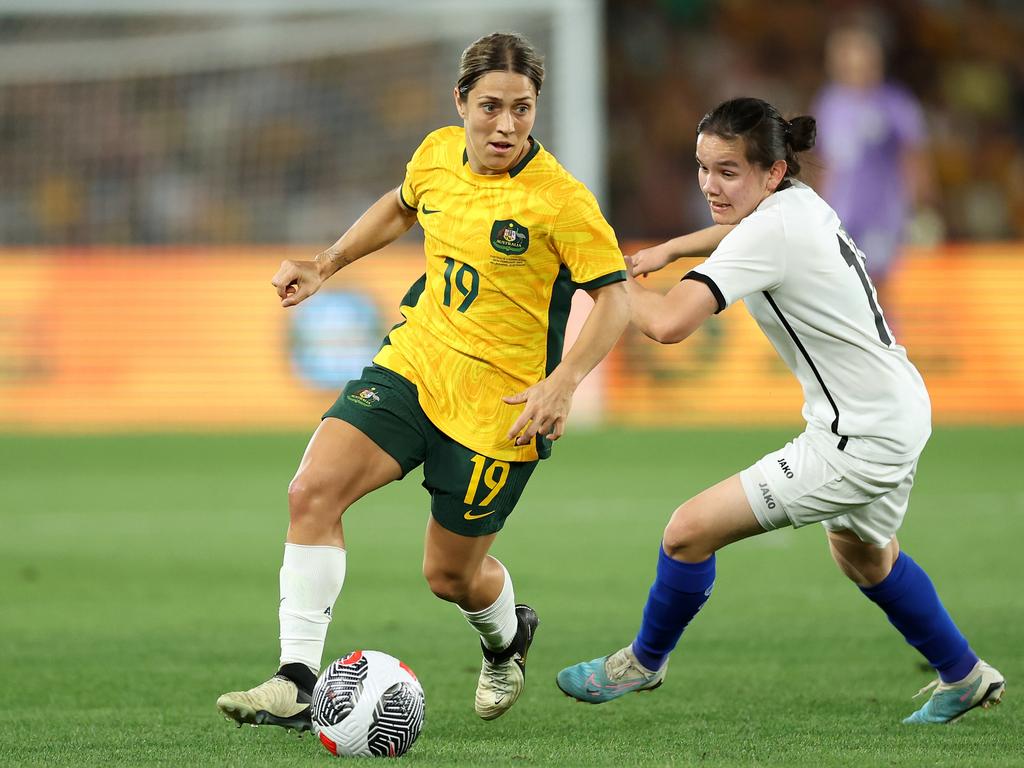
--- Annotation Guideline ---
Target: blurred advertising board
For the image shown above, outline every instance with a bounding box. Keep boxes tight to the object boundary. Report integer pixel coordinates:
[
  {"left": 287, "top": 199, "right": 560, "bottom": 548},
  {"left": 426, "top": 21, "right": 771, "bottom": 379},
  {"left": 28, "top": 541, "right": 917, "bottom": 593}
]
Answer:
[
  {"left": 2, "top": 244, "right": 1023, "bottom": 432},
  {"left": 607, "top": 245, "right": 1024, "bottom": 426}
]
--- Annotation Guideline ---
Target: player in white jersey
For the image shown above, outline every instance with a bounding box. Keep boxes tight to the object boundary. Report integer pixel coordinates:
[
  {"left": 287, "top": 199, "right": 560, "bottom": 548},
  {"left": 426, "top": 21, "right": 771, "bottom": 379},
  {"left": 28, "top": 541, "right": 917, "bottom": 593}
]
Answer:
[{"left": 557, "top": 98, "right": 1004, "bottom": 724}]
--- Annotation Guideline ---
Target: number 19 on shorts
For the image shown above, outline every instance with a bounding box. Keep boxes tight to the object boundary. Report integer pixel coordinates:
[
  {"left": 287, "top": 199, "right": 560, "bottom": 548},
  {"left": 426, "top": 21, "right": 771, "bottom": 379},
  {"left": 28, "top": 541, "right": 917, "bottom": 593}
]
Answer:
[{"left": 463, "top": 454, "right": 509, "bottom": 507}]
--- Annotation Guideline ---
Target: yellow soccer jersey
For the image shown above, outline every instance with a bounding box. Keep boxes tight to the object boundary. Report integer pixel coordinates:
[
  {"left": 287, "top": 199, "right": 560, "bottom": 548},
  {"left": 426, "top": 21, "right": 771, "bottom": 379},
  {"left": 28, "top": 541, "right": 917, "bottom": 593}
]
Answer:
[{"left": 373, "top": 126, "right": 626, "bottom": 462}]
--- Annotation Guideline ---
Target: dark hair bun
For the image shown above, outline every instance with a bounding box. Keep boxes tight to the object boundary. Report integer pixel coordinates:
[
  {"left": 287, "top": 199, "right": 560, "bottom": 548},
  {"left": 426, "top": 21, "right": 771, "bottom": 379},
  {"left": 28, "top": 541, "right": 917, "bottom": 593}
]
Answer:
[
  {"left": 698, "top": 98, "right": 815, "bottom": 179},
  {"left": 787, "top": 116, "right": 816, "bottom": 153}
]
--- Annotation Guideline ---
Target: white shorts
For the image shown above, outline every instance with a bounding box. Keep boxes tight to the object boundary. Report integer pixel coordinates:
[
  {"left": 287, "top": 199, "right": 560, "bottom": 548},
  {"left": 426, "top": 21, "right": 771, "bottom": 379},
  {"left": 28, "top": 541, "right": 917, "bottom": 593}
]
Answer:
[{"left": 739, "top": 429, "right": 919, "bottom": 547}]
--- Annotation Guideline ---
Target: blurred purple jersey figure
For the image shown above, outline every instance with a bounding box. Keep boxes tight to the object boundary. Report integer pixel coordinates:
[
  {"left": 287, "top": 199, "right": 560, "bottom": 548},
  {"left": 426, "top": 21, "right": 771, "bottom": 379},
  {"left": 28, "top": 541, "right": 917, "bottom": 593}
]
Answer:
[{"left": 813, "top": 25, "right": 930, "bottom": 296}]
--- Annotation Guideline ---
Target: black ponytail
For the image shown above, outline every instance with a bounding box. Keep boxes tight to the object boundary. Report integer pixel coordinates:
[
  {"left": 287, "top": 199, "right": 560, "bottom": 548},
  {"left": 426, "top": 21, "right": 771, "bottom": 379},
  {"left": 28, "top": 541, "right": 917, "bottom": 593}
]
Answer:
[
  {"left": 784, "top": 115, "right": 816, "bottom": 175},
  {"left": 698, "top": 98, "right": 816, "bottom": 179}
]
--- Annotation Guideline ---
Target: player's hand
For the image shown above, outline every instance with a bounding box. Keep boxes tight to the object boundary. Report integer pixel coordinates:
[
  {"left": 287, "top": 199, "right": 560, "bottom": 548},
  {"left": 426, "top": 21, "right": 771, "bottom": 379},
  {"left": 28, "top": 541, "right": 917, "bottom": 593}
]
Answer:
[
  {"left": 503, "top": 373, "right": 575, "bottom": 446},
  {"left": 628, "top": 243, "right": 675, "bottom": 277},
  {"left": 272, "top": 258, "right": 325, "bottom": 308}
]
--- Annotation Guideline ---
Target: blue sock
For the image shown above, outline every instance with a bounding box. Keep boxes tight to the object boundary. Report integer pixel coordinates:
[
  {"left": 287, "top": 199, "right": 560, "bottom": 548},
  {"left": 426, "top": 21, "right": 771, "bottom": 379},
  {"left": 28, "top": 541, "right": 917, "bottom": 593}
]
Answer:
[
  {"left": 631, "top": 546, "right": 715, "bottom": 672},
  {"left": 860, "top": 551, "right": 978, "bottom": 683}
]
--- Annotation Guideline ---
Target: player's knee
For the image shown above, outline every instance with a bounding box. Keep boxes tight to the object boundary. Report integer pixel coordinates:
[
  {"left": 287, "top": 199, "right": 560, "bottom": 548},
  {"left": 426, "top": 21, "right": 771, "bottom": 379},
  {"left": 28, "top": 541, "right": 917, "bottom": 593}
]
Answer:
[
  {"left": 286, "top": 476, "right": 318, "bottom": 525},
  {"left": 422, "top": 565, "right": 470, "bottom": 604},
  {"left": 662, "top": 512, "right": 714, "bottom": 561},
  {"left": 287, "top": 472, "right": 346, "bottom": 530}
]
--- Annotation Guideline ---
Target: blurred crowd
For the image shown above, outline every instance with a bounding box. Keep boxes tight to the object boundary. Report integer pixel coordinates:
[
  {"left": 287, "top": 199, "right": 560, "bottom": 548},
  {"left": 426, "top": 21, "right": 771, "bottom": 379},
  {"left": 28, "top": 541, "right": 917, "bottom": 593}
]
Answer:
[
  {"left": 608, "top": 0, "right": 1024, "bottom": 241},
  {"left": 0, "top": 34, "right": 461, "bottom": 246},
  {"left": 2, "top": 0, "right": 1022, "bottom": 246}
]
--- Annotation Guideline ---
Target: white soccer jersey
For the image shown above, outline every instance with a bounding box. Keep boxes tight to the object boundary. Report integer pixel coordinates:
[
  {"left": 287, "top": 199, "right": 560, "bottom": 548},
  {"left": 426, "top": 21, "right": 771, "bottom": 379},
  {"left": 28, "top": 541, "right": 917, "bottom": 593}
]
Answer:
[{"left": 687, "top": 180, "right": 931, "bottom": 463}]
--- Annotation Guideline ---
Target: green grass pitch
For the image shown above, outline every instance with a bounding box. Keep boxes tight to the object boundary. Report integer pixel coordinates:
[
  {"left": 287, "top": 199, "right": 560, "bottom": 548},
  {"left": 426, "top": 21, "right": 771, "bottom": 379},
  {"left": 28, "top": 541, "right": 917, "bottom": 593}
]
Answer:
[{"left": 1, "top": 427, "right": 1020, "bottom": 767}]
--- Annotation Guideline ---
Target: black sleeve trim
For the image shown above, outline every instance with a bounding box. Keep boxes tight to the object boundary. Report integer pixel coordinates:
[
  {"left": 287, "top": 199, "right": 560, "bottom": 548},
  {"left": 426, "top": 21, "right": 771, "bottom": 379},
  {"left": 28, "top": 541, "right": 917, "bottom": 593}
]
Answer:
[
  {"left": 398, "top": 186, "right": 417, "bottom": 212},
  {"left": 683, "top": 270, "right": 726, "bottom": 314},
  {"left": 576, "top": 270, "right": 627, "bottom": 291}
]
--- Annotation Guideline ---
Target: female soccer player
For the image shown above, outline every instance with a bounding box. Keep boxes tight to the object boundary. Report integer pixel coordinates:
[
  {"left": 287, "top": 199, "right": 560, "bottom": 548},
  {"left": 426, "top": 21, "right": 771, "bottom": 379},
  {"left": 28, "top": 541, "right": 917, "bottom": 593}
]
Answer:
[
  {"left": 556, "top": 98, "right": 1004, "bottom": 725},
  {"left": 217, "top": 32, "right": 629, "bottom": 729}
]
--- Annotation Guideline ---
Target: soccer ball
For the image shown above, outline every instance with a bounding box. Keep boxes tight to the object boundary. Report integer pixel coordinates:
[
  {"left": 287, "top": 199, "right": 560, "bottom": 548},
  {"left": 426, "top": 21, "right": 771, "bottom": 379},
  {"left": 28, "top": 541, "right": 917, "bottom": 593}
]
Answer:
[{"left": 311, "top": 650, "right": 425, "bottom": 758}]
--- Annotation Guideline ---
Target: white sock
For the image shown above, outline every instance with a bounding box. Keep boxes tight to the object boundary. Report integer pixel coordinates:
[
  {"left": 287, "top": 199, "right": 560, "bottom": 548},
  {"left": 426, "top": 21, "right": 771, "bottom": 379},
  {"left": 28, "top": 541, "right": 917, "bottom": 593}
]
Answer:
[
  {"left": 279, "top": 543, "right": 346, "bottom": 673},
  {"left": 460, "top": 561, "right": 517, "bottom": 652}
]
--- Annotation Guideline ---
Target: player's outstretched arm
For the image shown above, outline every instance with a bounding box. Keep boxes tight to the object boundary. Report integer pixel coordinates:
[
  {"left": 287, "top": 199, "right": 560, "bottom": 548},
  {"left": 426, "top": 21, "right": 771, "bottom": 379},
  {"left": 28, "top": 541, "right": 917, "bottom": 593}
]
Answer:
[
  {"left": 272, "top": 187, "right": 418, "bottom": 308},
  {"left": 627, "top": 261, "right": 718, "bottom": 344},
  {"left": 503, "top": 280, "right": 629, "bottom": 446},
  {"left": 629, "top": 224, "right": 733, "bottom": 276}
]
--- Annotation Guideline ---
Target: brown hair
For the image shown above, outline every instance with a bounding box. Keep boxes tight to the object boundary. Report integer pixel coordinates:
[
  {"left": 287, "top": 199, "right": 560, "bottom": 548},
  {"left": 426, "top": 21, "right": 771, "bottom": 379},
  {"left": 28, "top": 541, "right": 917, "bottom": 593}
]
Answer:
[
  {"left": 456, "top": 32, "right": 545, "bottom": 101},
  {"left": 697, "top": 97, "right": 816, "bottom": 178}
]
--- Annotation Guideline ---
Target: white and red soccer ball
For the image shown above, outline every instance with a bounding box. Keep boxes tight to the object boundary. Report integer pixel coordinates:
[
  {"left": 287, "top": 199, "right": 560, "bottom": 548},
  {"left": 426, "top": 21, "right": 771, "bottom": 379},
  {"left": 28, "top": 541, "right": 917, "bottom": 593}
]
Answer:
[{"left": 311, "top": 650, "right": 425, "bottom": 758}]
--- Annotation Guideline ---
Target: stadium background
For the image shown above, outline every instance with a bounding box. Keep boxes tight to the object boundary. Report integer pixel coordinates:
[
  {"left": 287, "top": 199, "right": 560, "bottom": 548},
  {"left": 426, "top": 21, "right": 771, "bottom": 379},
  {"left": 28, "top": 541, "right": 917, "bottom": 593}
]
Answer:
[
  {"left": 2, "top": 2, "right": 1022, "bottom": 767},
  {"left": 3, "top": 0, "right": 1023, "bottom": 431}
]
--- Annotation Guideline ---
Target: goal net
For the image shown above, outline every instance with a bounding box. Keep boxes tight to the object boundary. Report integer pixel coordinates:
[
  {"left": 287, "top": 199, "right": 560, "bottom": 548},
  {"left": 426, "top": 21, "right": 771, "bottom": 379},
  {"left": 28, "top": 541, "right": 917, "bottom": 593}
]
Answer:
[{"left": 0, "top": 0, "right": 604, "bottom": 246}]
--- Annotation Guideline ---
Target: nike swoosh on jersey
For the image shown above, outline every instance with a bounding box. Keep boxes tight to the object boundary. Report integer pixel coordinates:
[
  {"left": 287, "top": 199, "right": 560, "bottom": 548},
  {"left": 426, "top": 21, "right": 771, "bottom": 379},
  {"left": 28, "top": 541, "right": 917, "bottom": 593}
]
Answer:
[
  {"left": 421, "top": 205, "right": 441, "bottom": 214},
  {"left": 463, "top": 509, "right": 495, "bottom": 520}
]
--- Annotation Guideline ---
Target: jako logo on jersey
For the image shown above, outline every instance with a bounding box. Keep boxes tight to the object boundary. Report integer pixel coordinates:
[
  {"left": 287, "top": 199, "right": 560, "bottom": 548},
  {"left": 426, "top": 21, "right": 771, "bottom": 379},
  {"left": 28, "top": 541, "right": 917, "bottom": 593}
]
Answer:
[
  {"left": 777, "top": 458, "right": 794, "bottom": 479},
  {"left": 346, "top": 387, "right": 381, "bottom": 408},
  {"left": 490, "top": 219, "right": 529, "bottom": 255},
  {"left": 758, "top": 482, "right": 776, "bottom": 510}
]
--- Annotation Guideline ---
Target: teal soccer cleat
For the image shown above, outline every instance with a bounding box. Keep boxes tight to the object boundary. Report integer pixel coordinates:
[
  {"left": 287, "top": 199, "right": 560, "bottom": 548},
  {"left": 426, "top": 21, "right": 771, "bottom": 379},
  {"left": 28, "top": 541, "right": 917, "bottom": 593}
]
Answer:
[
  {"left": 903, "top": 660, "right": 1005, "bottom": 724},
  {"left": 556, "top": 645, "right": 667, "bottom": 704}
]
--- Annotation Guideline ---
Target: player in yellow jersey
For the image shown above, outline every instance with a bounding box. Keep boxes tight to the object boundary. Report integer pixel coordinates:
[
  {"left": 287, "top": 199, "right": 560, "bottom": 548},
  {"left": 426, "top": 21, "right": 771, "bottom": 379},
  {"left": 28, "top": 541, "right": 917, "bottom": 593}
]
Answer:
[{"left": 217, "top": 32, "right": 629, "bottom": 730}]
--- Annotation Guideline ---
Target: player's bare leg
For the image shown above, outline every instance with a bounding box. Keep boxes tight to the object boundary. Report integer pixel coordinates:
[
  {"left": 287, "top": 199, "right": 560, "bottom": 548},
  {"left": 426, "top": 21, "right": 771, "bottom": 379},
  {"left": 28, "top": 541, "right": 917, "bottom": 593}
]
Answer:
[
  {"left": 826, "top": 528, "right": 1005, "bottom": 724},
  {"left": 559, "top": 475, "right": 762, "bottom": 702},
  {"left": 826, "top": 528, "right": 899, "bottom": 587},
  {"left": 217, "top": 418, "right": 402, "bottom": 732},
  {"left": 286, "top": 418, "right": 404, "bottom": 548},
  {"left": 423, "top": 519, "right": 538, "bottom": 720},
  {"left": 661, "top": 474, "right": 767, "bottom": 561}
]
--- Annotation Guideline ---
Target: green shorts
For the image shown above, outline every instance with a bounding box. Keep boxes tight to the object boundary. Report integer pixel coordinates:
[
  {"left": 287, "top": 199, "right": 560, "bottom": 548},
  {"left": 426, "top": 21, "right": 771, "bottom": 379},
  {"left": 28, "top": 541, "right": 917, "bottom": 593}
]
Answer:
[{"left": 324, "top": 365, "right": 538, "bottom": 537}]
